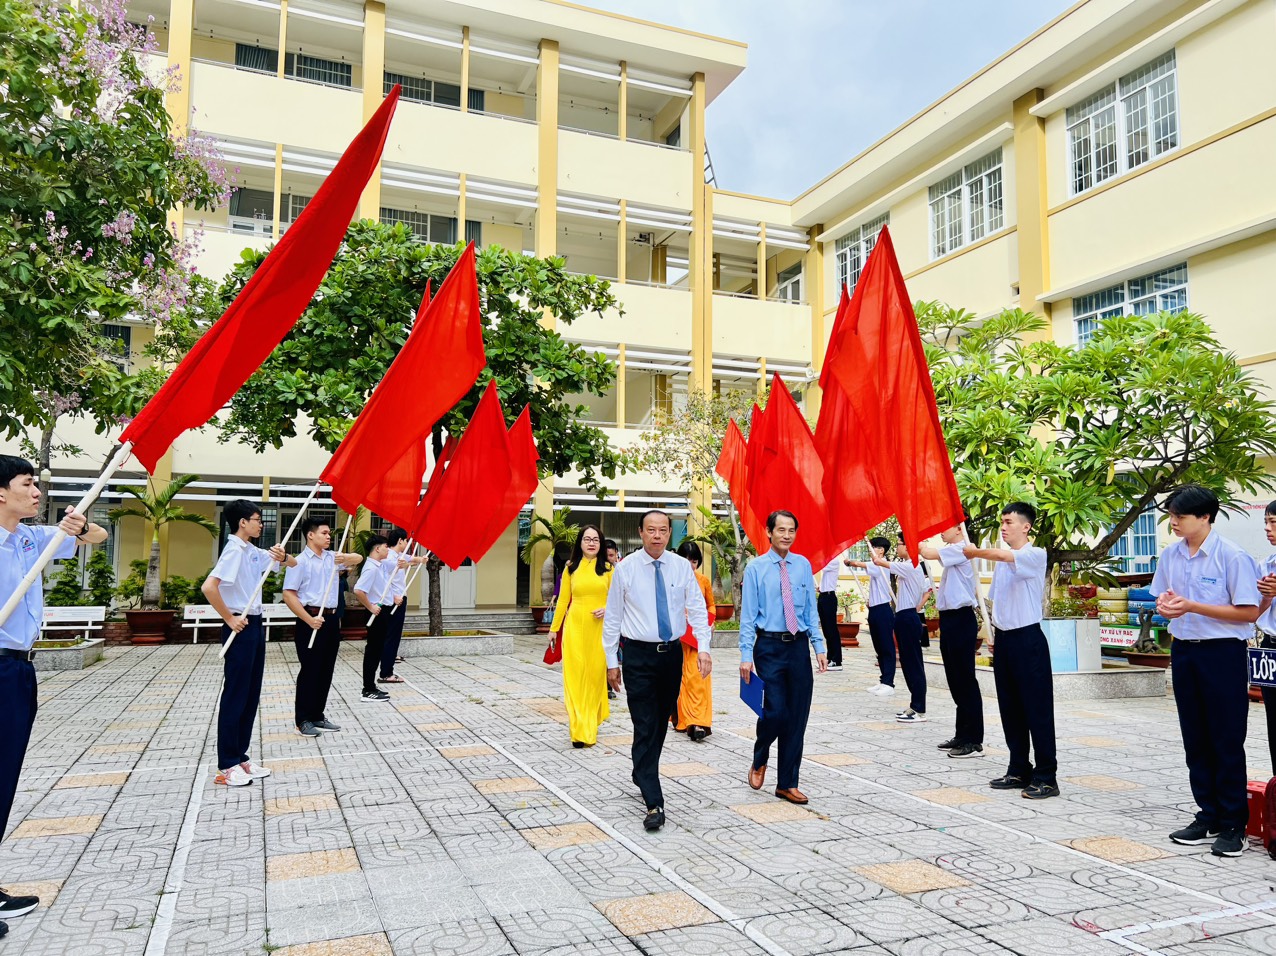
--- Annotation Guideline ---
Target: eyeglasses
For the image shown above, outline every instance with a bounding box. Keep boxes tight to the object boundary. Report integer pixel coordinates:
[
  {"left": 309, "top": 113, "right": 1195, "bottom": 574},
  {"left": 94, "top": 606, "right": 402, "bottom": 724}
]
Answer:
[{"left": 581, "top": 537, "right": 601, "bottom": 544}]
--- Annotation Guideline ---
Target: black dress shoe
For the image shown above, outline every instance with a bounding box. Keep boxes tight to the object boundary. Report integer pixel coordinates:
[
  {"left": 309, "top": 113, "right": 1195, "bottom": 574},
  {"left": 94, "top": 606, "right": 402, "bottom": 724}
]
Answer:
[
  {"left": 988, "top": 774, "right": 1029, "bottom": 790},
  {"left": 689, "top": 726, "right": 707, "bottom": 741},
  {"left": 643, "top": 807, "right": 665, "bottom": 831},
  {"left": 572, "top": 741, "right": 585, "bottom": 749}
]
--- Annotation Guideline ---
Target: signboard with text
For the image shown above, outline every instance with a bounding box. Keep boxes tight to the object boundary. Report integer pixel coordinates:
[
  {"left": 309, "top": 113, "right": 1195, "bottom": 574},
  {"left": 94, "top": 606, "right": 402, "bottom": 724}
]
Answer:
[{"left": 1249, "top": 646, "right": 1276, "bottom": 688}]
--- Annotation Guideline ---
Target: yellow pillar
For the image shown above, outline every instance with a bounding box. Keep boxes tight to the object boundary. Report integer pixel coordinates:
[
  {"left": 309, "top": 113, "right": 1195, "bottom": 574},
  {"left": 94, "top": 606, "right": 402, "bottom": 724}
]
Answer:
[
  {"left": 757, "top": 356, "right": 768, "bottom": 399},
  {"left": 272, "top": 144, "right": 284, "bottom": 237},
  {"left": 756, "top": 222, "right": 767, "bottom": 300},
  {"left": 460, "top": 26, "right": 471, "bottom": 112},
  {"left": 805, "top": 223, "right": 826, "bottom": 418},
  {"left": 165, "top": 0, "right": 195, "bottom": 238},
  {"left": 357, "top": 1, "right": 387, "bottom": 220},
  {"left": 1013, "top": 89, "right": 1052, "bottom": 335},
  {"left": 616, "top": 199, "right": 627, "bottom": 283},
  {"left": 618, "top": 61, "right": 628, "bottom": 141},
  {"left": 688, "top": 72, "right": 713, "bottom": 547},
  {"left": 616, "top": 344, "right": 627, "bottom": 428},
  {"left": 457, "top": 173, "right": 467, "bottom": 237}
]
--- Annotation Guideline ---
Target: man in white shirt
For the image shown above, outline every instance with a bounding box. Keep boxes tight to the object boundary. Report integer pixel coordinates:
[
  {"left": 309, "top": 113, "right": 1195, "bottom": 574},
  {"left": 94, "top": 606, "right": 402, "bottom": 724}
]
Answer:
[
  {"left": 920, "top": 525, "right": 983, "bottom": 758},
  {"left": 1151, "top": 485, "right": 1262, "bottom": 857},
  {"left": 815, "top": 556, "right": 843, "bottom": 670},
  {"left": 202, "top": 499, "right": 296, "bottom": 787},
  {"left": 281, "top": 517, "right": 362, "bottom": 738},
  {"left": 1258, "top": 500, "right": 1276, "bottom": 777},
  {"left": 963, "top": 502, "right": 1057, "bottom": 800},
  {"left": 354, "top": 535, "right": 407, "bottom": 703},
  {"left": 883, "top": 537, "right": 933, "bottom": 723},
  {"left": 603, "top": 510, "right": 711, "bottom": 832},
  {"left": 846, "top": 538, "right": 897, "bottom": 696}
]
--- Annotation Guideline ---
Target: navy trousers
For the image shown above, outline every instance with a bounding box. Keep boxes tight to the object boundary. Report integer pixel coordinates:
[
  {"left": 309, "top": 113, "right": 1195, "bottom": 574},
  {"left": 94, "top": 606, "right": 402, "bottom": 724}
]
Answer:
[
  {"left": 363, "top": 607, "right": 393, "bottom": 693},
  {"left": 1172, "top": 638, "right": 1249, "bottom": 830},
  {"left": 939, "top": 607, "right": 983, "bottom": 745},
  {"left": 622, "top": 639, "right": 684, "bottom": 809},
  {"left": 752, "top": 632, "right": 815, "bottom": 790},
  {"left": 816, "top": 591, "right": 842, "bottom": 665},
  {"left": 992, "top": 624, "right": 1056, "bottom": 784},
  {"left": 893, "top": 608, "right": 928, "bottom": 713},
  {"left": 217, "top": 617, "right": 266, "bottom": 770},
  {"left": 0, "top": 657, "right": 38, "bottom": 843},
  {"left": 379, "top": 603, "right": 407, "bottom": 678},
  {"left": 1262, "top": 635, "right": 1276, "bottom": 775},
  {"left": 867, "top": 602, "right": 896, "bottom": 686},
  {"left": 294, "top": 613, "right": 341, "bottom": 727}
]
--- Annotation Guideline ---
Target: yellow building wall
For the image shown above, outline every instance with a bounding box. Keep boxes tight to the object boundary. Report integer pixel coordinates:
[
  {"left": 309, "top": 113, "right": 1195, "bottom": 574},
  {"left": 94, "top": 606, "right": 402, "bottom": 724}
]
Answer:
[
  {"left": 1189, "top": 231, "right": 1276, "bottom": 397},
  {"left": 558, "top": 131, "right": 692, "bottom": 208},
  {"left": 386, "top": 101, "right": 539, "bottom": 187},
  {"left": 1175, "top": 0, "right": 1276, "bottom": 143},
  {"left": 568, "top": 283, "right": 693, "bottom": 350},
  {"left": 474, "top": 522, "right": 519, "bottom": 606}
]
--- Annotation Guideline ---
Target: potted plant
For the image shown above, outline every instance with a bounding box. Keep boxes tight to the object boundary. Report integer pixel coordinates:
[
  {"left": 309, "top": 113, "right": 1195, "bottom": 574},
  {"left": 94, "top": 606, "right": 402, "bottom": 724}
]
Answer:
[
  {"left": 520, "top": 507, "right": 577, "bottom": 627},
  {"left": 1121, "top": 607, "right": 1171, "bottom": 668},
  {"left": 685, "top": 504, "right": 756, "bottom": 622},
  {"left": 836, "top": 590, "right": 862, "bottom": 647},
  {"left": 108, "top": 474, "right": 218, "bottom": 644}
]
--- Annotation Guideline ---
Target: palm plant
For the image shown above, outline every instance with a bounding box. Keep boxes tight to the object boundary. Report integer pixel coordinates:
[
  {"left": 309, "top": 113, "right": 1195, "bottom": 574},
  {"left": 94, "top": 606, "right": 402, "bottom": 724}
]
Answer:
[
  {"left": 108, "top": 474, "right": 218, "bottom": 609},
  {"left": 519, "top": 506, "right": 577, "bottom": 565}
]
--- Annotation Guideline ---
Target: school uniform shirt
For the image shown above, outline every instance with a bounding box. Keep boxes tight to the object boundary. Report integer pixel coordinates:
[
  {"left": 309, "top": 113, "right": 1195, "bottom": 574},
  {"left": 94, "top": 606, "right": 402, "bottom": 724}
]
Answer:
[
  {"left": 986, "top": 544, "right": 1047, "bottom": 631},
  {"left": 355, "top": 555, "right": 396, "bottom": 606},
  {"left": 283, "top": 548, "right": 338, "bottom": 608},
  {"left": 936, "top": 543, "right": 978, "bottom": 611},
  {"left": 0, "top": 524, "right": 76, "bottom": 652},
  {"left": 889, "top": 560, "right": 933, "bottom": 610},
  {"left": 863, "top": 562, "right": 893, "bottom": 607},
  {"left": 1149, "top": 531, "right": 1261, "bottom": 641},
  {"left": 818, "top": 558, "right": 840, "bottom": 592},
  {"left": 739, "top": 549, "right": 825, "bottom": 664},
  {"left": 1259, "top": 553, "right": 1276, "bottom": 637},
  {"left": 210, "top": 536, "right": 275, "bottom": 616},
  {"left": 389, "top": 552, "right": 410, "bottom": 600},
  {"left": 601, "top": 548, "right": 710, "bottom": 668}
]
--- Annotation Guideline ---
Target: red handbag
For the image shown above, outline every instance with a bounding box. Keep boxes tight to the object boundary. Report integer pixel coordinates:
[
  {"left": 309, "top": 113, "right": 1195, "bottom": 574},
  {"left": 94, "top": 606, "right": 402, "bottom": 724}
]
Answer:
[{"left": 543, "top": 632, "right": 563, "bottom": 665}]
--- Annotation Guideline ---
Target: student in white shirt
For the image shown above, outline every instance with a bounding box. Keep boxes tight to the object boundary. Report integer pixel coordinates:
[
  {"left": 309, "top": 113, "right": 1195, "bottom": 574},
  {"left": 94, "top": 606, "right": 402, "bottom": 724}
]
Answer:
[
  {"left": 354, "top": 534, "right": 406, "bottom": 703},
  {"left": 377, "top": 528, "right": 426, "bottom": 686},
  {"left": 815, "top": 556, "right": 843, "bottom": 670},
  {"left": 202, "top": 499, "right": 296, "bottom": 787},
  {"left": 919, "top": 525, "right": 983, "bottom": 758},
  {"left": 1151, "top": 485, "right": 1262, "bottom": 857},
  {"left": 1258, "top": 500, "right": 1276, "bottom": 777},
  {"left": 962, "top": 502, "right": 1057, "bottom": 800},
  {"left": 881, "top": 537, "right": 933, "bottom": 723},
  {"left": 846, "top": 537, "right": 897, "bottom": 696}
]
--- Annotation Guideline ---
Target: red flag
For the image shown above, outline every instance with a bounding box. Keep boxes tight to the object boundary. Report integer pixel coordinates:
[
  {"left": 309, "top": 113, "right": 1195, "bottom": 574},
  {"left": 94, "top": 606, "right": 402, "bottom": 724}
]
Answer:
[
  {"left": 321, "top": 246, "right": 485, "bottom": 517},
  {"left": 121, "top": 88, "right": 403, "bottom": 472},
  {"left": 744, "top": 375, "right": 839, "bottom": 569},
  {"left": 715, "top": 419, "right": 765, "bottom": 548},
  {"left": 823, "top": 227, "right": 964, "bottom": 558},
  {"left": 469, "top": 405, "right": 540, "bottom": 559}
]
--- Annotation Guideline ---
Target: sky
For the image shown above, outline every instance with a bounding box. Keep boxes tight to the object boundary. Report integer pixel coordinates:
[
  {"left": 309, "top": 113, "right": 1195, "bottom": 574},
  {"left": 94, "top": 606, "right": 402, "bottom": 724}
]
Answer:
[{"left": 586, "top": 0, "right": 1072, "bottom": 199}]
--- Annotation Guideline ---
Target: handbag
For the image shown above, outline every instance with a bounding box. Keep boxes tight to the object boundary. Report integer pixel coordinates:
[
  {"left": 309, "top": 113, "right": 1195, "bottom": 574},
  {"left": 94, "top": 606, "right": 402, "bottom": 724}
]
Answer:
[{"left": 542, "top": 591, "right": 570, "bottom": 666}]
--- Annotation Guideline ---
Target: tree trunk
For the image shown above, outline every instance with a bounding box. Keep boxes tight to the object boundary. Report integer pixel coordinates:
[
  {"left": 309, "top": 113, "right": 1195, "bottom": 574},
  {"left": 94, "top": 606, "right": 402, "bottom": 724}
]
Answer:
[
  {"left": 427, "top": 554, "right": 443, "bottom": 636},
  {"left": 143, "top": 534, "right": 162, "bottom": 609},
  {"left": 39, "top": 423, "right": 55, "bottom": 525}
]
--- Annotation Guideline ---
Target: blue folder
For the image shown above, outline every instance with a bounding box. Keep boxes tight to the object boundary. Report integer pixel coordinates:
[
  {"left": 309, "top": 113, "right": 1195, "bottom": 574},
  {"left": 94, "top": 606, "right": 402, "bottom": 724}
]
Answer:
[{"left": 740, "top": 672, "right": 766, "bottom": 718}]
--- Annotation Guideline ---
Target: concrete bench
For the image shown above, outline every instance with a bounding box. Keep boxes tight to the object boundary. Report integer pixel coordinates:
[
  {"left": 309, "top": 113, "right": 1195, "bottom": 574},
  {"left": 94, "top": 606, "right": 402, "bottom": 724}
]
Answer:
[
  {"left": 40, "top": 606, "right": 106, "bottom": 642},
  {"left": 183, "top": 602, "right": 298, "bottom": 644}
]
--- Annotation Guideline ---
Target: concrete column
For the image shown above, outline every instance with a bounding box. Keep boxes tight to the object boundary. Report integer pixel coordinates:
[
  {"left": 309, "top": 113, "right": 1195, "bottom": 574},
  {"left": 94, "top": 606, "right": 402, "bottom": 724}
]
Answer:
[
  {"left": 805, "top": 224, "right": 826, "bottom": 418},
  {"left": 1013, "top": 89, "right": 1052, "bottom": 335},
  {"left": 357, "top": 1, "right": 387, "bottom": 220}
]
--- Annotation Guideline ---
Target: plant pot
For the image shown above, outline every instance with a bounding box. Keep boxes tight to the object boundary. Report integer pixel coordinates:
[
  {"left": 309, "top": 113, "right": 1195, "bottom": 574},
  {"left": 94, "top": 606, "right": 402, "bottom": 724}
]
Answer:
[
  {"left": 837, "top": 621, "right": 860, "bottom": 647},
  {"left": 531, "top": 605, "right": 551, "bottom": 634},
  {"left": 1121, "top": 650, "right": 1171, "bottom": 668},
  {"left": 925, "top": 618, "right": 941, "bottom": 637},
  {"left": 123, "top": 609, "right": 176, "bottom": 645},
  {"left": 341, "top": 606, "right": 371, "bottom": 641},
  {"left": 715, "top": 604, "right": 734, "bottom": 622}
]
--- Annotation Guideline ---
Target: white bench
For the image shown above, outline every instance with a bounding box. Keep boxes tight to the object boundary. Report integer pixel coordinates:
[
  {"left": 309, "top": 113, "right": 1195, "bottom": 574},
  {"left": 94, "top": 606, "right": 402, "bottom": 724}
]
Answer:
[
  {"left": 183, "top": 602, "right": 299, "bottom": 644},
  {"left": 40, "top": 606, "right": 106, "bottom": 642}
]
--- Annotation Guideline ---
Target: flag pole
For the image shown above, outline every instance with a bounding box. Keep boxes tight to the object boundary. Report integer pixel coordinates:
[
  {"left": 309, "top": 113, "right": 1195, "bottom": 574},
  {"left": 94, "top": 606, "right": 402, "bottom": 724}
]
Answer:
[
  {"left": 308, "top": 513, "right": 353, "bottom": 649},
  {"left": 0, "top": 441, "right": 135, "bottom": 629},
  {"left": 390, "top": 540, "right": 422, "bottom": 617},
  {"left": 219, "top": 481, "right": 322, "bottom": 659},
  {"left": 963, "top": 522, "right": 994, "bottom": 644},
  {"left": 375, "top": 537, "right": 408, "bottom": 608}
]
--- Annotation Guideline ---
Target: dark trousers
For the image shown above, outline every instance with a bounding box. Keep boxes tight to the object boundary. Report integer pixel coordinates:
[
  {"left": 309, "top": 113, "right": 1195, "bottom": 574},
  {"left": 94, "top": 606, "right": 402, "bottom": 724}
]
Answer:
[
  {"left": 992, "top": 624, "right": 1056, "bottom": 784},
  {"left": 622, "top": 639, "right": 683, "bottom": 810},
  {"left": 894, "top": 608, "right": 928, "bottom": 713},
  {"left": 294, "top": 610, "right": 341, "bottom": 726},
  {"left": 867, "top": 602, "right": 896, "bottom": 686},
  {"left": 1172, "top": 638, "right": 1249, "bottom": 830},
  {"left": 1262, "top": 635, "right": 1276, "bottom": 775},
  {"left": 363, "top": 607, "right": 392, "bottom": 693},
  {"left": 217, "top": 617, "right": 266, "bottom": 771},
  {"left": 379, "top": 604, "right": 407, "bottom": 678},
  {"left": 752, "top": 632, "right": 815, "bottom": 790},
  {"left": 816, "top": 591, "right": 842, "bottom": 665},
  {"left": 0, "top": 658, "right": 38, "bottom": 843},
  {"left": 939, "top": 607, "right": 983, "bottom": 745}
]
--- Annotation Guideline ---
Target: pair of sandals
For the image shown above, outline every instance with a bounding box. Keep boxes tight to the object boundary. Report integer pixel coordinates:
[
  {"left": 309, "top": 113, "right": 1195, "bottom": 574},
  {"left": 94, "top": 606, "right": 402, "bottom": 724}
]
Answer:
[{"left": 378, "top": 658, "right": 407, "bottom": 684}]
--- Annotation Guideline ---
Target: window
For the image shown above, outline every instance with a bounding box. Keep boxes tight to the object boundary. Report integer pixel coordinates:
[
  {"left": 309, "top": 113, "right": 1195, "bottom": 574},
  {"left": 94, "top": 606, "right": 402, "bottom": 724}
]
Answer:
[
  {"left": 384, "top": 71, "right": 462, "bottom": 108},
  {"left": 834, "top": 213, "right": 888, "bottom": 295},
  {"left": 101, "top": 324, "right": 132, "bottom": 370},
  {"left": 291, "top": 53, "right": 352, "bottom": 88},
  {"left": 928, "top": 148, "right": 1004, "bottom": 258},
  {"left": 1067, "top": 51, "right": 1177, "bottom": 195},
  {"left": 381, "top": 208, "right": 482, "bottom": 246},
  {"left": 1073, "top": 262, "right": 1188, "bottom": 344},
  {"left": 774, "top": 263, "right": 802, "bottom": 303},
  {"left": 285, "top": 193, "right": 311, "bottom": 222},
  {"left": 1112, "top": 505, "right": 1158, "bottom": 573},
  {"left": 228, "top": 187, "right": 275, "bottom": 236},
  {"left": 235, "top": 43, "right": 278, "bottom": 74}
]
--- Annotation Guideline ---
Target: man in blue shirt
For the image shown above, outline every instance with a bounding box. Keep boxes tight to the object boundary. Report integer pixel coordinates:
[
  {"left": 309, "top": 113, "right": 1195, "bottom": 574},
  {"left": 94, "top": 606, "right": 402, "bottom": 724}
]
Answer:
[
  {"left": 740, "top": 510, "right": 827, "bottom": 804},
  {"left": 1151, "top": 485, "right": 1261, "bottom": 858},
  {"left": 0, "top": 455, "right": 107, "bottom": 937}
]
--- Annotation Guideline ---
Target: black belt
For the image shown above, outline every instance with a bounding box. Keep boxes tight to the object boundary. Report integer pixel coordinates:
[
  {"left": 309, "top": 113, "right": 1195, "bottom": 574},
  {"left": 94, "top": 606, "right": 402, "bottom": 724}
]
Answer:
[
  {"left": 758, "top": 629, "right": 809, "bottom": 643},
  {"left": 303, "top": 605, "right": 338, "bottom": 614},
  {"left": 621, "top": 637, "right": 682, "bottom": 653},
  {"left": 0, "top": 648, "right": 36, "bottom": 662}
]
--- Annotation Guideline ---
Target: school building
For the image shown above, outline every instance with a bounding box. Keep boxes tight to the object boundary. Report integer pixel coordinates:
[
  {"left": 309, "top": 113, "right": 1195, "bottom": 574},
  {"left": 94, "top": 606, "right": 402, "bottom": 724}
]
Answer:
[{"left": 43, "top": 0, "right": 1276, "bottom": 608}]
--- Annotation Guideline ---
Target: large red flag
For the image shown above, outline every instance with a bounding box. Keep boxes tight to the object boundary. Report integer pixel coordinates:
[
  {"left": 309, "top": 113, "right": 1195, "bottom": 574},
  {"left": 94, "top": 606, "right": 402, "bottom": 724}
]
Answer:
[
  {"left": 824, "top": 227, "right": 964, "bottom": 558},
  {"left": 744, "top": 375, "right": 839, "bottom": 569},
  {"left": 469, "top": 405, "right": 540, "bottom": 560},
  {"left": 715, "top": 419, "right": 765, "bottom": 548},
  {"left": 321, "top": 246, "right": 485, "bottom": 517},
  {"left": 121, "top": 88, "right": 403, "bottom": 472}
]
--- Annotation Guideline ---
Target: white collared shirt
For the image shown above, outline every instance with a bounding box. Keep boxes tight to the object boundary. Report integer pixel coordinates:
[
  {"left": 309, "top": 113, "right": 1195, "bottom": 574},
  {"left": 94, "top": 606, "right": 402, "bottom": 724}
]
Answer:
[
  {"left": 936, "top": 543, "right": 977, "bottom": 611},
  {"left": 601, "top": 548, "right": 710, "bottom": 667},
  {"left": 862, "top": 562, "right": 892, "bottom": 607},
  {"left": 209, "top": 536, "right": 275, "bottom": 616},
  {"left": 355, "top": 555, "right": 396, "bottom": 606},
  {"left": 818, "top": 558, "right": 840, "bottom": 592},
  {"left": 987, "top": 544, "right": 1046, "bottom": 631},
  {"left": 282, "top": 547, "right": 338, "bottom": 608},
  {"left": 1150, "top": 531, "right": 1261, "bottom": 641},
  {"left": 889, "top": 560, "right": 933, "bottom": 609},
  {"left": 390, "top": 552, "right": 410, "bottom": 600},
  {"left": 1258, "top": 553, "right": 1276, "bottom": 637},
  {"left": 0, "top": 524, "right": 76, "bottom": 652}
]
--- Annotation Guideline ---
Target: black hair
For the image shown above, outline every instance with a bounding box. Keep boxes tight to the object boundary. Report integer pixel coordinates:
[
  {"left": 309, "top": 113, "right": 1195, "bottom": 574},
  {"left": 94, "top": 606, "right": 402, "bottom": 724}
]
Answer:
[
  {"left": 566, "top": 525, "right": 608, "bottom": 576},
  {"left": 1266, "top": 500, "right": 1276, "bottom": 518},
  {"left": 365, "top": 533, "right": 389, "bottom": 551},
  {"left": 387, "top": 527, "right": 408, "bottom": 548},
  {"left": 0, "top": 455, "right": 34, "bottom": 489},
  {"left": 639, "top": 509, "right": 671, "bottom": 530},
  {"left": 301, "top": 516, "right": 330, "bottom": 538},
  {"left": 766, "top": 510, "right": 798, "bottom": 533},
  {"left": 224, "top": 499, "right": 261, "bottom": 532},
  {"left": 604, "top": 538, "right": 619, "bottom": 553},
  {"left": 869, "top": 536, "right": 890, "bottom": 552},
  {"left": 1165, "top": 485, "right": 1220, "bottom": 522},
  {"left": 1002, "top": 501, "right": 1038, "bottom": 526},
  {"left": 676, "top": 540, "right": 703, "bottom": 567}
]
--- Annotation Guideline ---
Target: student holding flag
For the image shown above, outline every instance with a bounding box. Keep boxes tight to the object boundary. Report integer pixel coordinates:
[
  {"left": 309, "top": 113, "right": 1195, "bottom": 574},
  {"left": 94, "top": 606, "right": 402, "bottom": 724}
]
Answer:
[
  {"left": 378, "top": 529, "right": 426, "bottom": 685},
  {"left": 354, "top": 534, "right": 405, "bottom": 702},
  {"left": 846, "top": 538, "right": 897, "bottom": 697},
  {"left": 1258, "top": 500, "right": 1276, "bottom": 776},
  {"left": 881, "top": 537, "right": 932, "bottom": 723}
]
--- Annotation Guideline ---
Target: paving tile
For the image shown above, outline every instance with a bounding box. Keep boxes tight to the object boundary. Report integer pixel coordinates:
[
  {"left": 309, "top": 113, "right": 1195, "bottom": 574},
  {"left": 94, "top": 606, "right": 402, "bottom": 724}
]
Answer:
[
  {"left": 1067, "top": 774, "right": 1143, "bottom": 792},
  {"left": 857, "top": 860, "right": 972, "bottom": 894},
  {"left": 10, "top": 814, "right": 104, "bottom": 838},
  {"left": 597, "top": 891, "right": 716, "bottom": 935},
  {"left": 53, "top": 772, "right": 130, "bottom": 789},
  {"left": 438, "top": 745, "right": 496, "bottom": 758},
  {"left": 730, "top": 801, "right": 817, "bottom": 824},
  {"left": 521, "top": 821, "right": 610, "bottom": 850},
  {"left": 1068, "top": 835, "right": 1172, "bottom": 864},
  {"left": 909, "top": 786, "right": 993, "bottom": 806},
  {"left": 473, "top": 776, "right": 543, "bottom": 795},
  {"left": 388, "top": 917, "right": 515, "bottom": 956},
  {"left": 267, "top": 847, "right": 362, "bottom": 881},
  {"left": 264, "top": 794, "right": 339, "bottom": 816}
]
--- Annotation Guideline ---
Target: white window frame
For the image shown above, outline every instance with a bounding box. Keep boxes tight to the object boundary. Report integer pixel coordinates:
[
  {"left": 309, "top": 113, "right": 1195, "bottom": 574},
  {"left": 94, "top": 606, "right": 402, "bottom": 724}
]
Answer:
[
  {"left": 833, "top": 213, "right": 888, "bottom": 296},
  {"left": 774, "top": 263, "right": 803, "bottom": 303},
  {"left": 1073, "top": 262, "right": 1188, "bottom": 345},
  {"left": 928, "top": 148, "right": 1004, "bottom": 259},
  {"left": 1067, "top": 51, "right": 1178, "bottom": 196}
]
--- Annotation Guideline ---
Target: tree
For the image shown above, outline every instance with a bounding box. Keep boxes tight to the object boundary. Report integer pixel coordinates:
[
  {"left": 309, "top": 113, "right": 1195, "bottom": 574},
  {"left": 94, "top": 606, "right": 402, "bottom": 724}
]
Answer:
[
  {"left": 197, "top": 226, "right": 624, "bottom": 633},
  {"left": 0, "top": 0, "right": 227, "bottom": 443},
  {"left": 107, "top": 474, "right": 218, "bottom": 608},
  {"left": 917, "top": 302, "right": 1276, "bottom": 591}
]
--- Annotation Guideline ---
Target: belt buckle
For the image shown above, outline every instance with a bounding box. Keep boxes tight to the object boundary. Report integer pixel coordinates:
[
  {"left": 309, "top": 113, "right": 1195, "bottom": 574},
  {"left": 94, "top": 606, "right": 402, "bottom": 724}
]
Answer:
[
  {"left": 26, "top": 649, "right": 36, "bottom": 662},
  {"left": 656, "top": 641, "right": 672, "bottom": 653},
  {"left": 781, "top": 633, "right": 796, "bottom": 643}
]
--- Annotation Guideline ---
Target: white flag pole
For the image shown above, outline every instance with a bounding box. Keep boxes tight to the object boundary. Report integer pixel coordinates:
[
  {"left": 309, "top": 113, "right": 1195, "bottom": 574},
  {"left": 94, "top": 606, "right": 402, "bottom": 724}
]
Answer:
[
  {"left": 389, "top": 540, "right": 421, "bottom": 617},
  {"left": 308, "top": 513, "right": 353, "bottom": 649},
  {"left": 963, "top": 522, "right": 994, "bottom": 644},
  {"left": 0, "top": 441, "right": 135, "bottom": 629},
  {"left": 218, "top": 481, "right": 321, "bottom": 659}
]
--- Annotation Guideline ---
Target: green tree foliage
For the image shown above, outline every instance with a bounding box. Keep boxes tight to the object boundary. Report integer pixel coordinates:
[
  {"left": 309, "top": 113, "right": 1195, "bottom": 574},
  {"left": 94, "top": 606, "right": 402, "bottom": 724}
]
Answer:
[
  {"left": 917, "top": 303, "right": 1276, "bottom": 579},
  {"left": 45, "top": 555, "right": 84, "bottom": 607},
  {"left": 85, "top": 548, "right": 116, "bottom": 608},
  {"left": 107, "top": 474, "right": 218, "bottom": 608}
]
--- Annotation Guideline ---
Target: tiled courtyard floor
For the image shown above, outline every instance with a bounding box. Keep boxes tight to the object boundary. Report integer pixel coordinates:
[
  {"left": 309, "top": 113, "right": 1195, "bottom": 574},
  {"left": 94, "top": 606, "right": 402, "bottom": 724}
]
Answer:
[{"left": 4, "top": 635, "right": 1276, "bottom": 955}]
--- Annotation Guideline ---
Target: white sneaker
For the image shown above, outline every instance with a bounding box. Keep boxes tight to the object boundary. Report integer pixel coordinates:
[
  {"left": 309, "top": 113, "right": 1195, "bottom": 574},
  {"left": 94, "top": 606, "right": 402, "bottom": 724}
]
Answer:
[
  {"left": 216, "top": 766, "right": 253, "bottom": 787},
  {"left": 865, "top": 683, "right": 881, "bottom": 693},
  {"left": 241, "top": 761, "right": 271, "bottom": 780},
  {"left": 869, "top": 684, "right": 896, "bottom": 696},
  {"left": 896, "top": 709, "right": 927, "bottom": 723}
]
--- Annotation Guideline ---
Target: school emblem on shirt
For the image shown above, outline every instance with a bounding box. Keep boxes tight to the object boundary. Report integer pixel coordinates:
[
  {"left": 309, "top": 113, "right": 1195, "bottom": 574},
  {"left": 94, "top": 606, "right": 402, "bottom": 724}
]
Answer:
[
  {"left": 1199, "top": 575, "right": 1219, "bottom": 586},
  {"left": 20, "top": 536, "right": 35, "bottom": 554}
]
